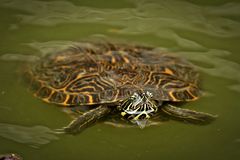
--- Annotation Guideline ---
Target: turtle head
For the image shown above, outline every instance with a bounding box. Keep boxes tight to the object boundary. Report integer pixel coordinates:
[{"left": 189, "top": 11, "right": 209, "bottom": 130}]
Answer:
[{"left": 120, "top": 91, "right": 158, "bottom": 128}]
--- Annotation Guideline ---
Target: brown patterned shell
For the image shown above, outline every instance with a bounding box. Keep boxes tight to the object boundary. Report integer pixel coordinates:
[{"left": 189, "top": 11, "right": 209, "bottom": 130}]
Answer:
[{"left": 25, "top": 42, "right": 200, "bottom": 106}]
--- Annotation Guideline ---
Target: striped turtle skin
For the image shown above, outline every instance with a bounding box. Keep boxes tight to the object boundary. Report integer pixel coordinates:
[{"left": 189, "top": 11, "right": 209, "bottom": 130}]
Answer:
[{"left": 24, "top": 42, "right": 216, "bottom": 134}]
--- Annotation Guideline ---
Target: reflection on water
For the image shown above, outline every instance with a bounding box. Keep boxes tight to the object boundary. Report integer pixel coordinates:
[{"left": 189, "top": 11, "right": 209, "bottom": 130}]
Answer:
[
  {"left": 176, "top": 49, "right": 240, "bottom": 92},
  {"left": 0, "top": 123, "right": 58, "bottom": 148},
  {"left": 1, "top": 0, "right": 240, "bottom": 49},
  {"left": 0, "top": 54, "right": 39, "bottom": 62}
]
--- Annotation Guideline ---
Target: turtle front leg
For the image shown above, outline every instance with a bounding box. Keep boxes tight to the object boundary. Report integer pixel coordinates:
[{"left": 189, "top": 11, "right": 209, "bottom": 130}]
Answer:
[
  {"left": 63, "top": 105, "right": 111, "bottom": 134},
  {"left": 161, "top": 104, "right": 217, "bottom": 124}
]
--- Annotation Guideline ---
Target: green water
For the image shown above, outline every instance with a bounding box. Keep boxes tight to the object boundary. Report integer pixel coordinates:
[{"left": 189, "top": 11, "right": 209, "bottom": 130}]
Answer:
[{"left": 0, "top": 0, "right": 240, "bottom": 159}]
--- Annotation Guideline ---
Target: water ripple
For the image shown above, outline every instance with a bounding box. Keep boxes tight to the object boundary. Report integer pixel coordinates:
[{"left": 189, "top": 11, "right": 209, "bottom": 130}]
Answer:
[
  {"left": 0, "top": 123, "right": 59, "bottom": 148},
  {"left": 1, "top": 0, "right": 240, "bottom": 39}
]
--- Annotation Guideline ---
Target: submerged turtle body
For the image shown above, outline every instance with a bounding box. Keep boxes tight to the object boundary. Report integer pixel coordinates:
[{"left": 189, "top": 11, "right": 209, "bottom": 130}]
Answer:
[{"left": 25, "top": 42, "right": 216, "bottom": 133}]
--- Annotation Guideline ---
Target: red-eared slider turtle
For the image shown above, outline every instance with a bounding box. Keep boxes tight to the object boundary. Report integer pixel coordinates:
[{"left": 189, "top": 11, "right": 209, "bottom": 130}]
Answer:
[{"left": 24, "top": 42, "right": 216, "bottom": 134}]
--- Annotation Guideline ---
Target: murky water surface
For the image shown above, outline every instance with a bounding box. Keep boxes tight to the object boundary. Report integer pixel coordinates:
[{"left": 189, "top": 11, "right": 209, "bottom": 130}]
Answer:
[{"left": 0, "top": 0, "right": 240, "bottom": 159}]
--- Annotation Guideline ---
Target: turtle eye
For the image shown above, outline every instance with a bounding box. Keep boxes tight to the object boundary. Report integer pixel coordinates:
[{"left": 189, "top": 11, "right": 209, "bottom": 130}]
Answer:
[
  {"left": 130, "top": 96, "right": 137, "bottom": 102},
  {"left": 130, "top": 96, "right": 135, "bottom": 100},
  {"left": 146, "top": 91, "right": 153, "bottom": 98},
  {"left": 131, "top": 93, "right": 138, "bottom": 100}
]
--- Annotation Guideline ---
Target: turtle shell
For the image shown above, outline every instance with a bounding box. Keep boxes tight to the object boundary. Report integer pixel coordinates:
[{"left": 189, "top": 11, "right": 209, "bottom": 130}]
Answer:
[{"left": 25, "top": 42, "right": 200, "bottom": 106}]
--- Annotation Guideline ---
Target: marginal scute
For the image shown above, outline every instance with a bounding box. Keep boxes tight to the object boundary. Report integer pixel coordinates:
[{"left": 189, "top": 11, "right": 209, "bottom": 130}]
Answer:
[
  {"left": 31, "top": 79, "right": 42, "bottom": 92},
  {"left": 25, "top": 42, "right": 200, "bottom": 106},
  {"left": 37, "top": 86, "right": 52, "bottom": 98},
  {"left": 49, "top": 91, "right": 66, "bottom": 103}
]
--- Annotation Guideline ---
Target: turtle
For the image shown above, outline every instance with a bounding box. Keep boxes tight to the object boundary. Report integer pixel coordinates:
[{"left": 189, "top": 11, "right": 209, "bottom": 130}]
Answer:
[{"left": 24, "top": 42, "right": 217, "bottom": 134}]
